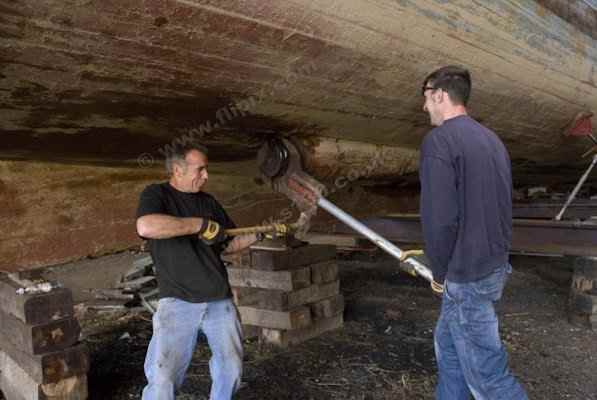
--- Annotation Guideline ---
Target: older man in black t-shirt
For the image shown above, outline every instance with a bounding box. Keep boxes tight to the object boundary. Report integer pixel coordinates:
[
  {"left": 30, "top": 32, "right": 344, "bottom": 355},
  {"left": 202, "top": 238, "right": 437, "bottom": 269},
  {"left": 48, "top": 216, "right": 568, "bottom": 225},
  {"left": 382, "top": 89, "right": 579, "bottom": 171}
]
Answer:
[{"left": 136, "top": 144, "right": 261, "bottom": 400}]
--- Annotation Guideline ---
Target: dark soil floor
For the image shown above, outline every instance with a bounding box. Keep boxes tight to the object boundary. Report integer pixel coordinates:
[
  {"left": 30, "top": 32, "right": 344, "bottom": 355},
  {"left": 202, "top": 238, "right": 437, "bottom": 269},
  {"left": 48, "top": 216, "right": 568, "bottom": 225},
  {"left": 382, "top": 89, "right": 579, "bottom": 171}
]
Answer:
[{"left": 3, "top": 251, "right": 597, "bottom": 399}]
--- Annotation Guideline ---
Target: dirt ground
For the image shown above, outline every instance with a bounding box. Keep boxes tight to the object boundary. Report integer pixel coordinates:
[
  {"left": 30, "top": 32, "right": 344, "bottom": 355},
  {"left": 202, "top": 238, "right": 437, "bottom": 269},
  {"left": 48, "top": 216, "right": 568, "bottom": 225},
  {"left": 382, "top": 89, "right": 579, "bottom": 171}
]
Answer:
[{"left": 4, "top": 251, "right": 597, "bottom": 400}]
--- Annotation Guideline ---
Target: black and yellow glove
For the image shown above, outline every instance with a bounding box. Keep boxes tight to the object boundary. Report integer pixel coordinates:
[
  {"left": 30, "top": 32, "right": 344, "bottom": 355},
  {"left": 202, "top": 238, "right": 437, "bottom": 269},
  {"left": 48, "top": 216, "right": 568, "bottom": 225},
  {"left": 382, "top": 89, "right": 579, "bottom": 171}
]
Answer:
[{"left": 198, "top": 219, "right": 227, "bottom": 245}]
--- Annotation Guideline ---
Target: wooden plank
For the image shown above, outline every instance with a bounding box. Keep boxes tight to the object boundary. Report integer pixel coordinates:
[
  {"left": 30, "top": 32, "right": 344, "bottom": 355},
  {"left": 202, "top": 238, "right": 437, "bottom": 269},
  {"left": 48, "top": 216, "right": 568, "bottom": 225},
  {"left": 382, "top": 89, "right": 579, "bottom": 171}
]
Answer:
[
  {"left": 0, "top": 310, "right": 80, "bottom": 355},
  {"left": 302, "top": 233, "right": 375, "bottom": 251},
  {"left": 570, "top": 291, "right": 597, "bottom": 314},
  {"left": 221, "top": 250, "right": 251, "bottom": 268},
  {"left": 241, "top": 324, "right": 261, "bottom": 340},
  {"left": 0, "top": 278, "right": 73, "bottom": 325},
  {"left": 0, "top": 350, "right": 87, "bottom": 400},
  {"left": 0, "top": 328, "right": 88, "bottom": 384},
  {"left": 237, "top": 306, "right": 311, "bottom": 330},
  {"left": 232, "top": 281, "right": 340, "bottom": 311},
  {"left": 310, "top": 261, "right": 338, "bottom": 284},
  {"left": 310, "top": 295, "right": 345, "bottom": 319},
  {"left": 227, "top": 267, "right": 311, "bottom": 291},
  {"left": 261, "top": 314, "right": 344, "bottom": 348},
  {"left": 246, "top": 245, "right": 336, "bottom": 271}
]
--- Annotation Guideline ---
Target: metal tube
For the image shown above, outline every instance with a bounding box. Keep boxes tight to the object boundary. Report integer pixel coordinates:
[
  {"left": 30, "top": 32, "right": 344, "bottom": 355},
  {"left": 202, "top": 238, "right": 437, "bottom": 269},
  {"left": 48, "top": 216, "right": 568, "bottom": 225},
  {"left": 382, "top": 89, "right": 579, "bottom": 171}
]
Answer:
[
  {"left": 317, "top": 197, "right": 433, "bottom": 283},
  {"left": 555, "top": 154, "right": 597, "bottom": 221}
]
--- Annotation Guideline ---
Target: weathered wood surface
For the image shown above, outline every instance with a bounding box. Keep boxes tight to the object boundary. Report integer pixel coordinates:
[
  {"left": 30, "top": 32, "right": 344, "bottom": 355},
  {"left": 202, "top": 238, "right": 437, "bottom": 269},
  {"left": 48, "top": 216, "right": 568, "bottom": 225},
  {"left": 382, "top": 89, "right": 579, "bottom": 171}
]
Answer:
[
  {"left": 237, "top": 306, "right": 312, "bottom": 330},
  {"left": 310, "top": 261, "right": 338, "bottom": 285},
  {"left": 0, "top": 350, "right": 87, "bottom": 400},
  {"left": 232, "top": 281, "right": 340, "bottom": 311},
  {"left": 310, "top": 295, "right": 345, "bottom": 319},
  {"left": 0, "top": 329, "right": 88, "bottom": 384},
  {"left": 569, "top": 256, "right": 597, "bottom": 329},
  {"left": 0, "top": 278, "right": 73, "bottom": 325},
  {"left": 227, "top": 267, "right": 311, "bottom": 291},
  {"left": 231, "top": 245, "right": 336, "bottom": 271},
  {"left": 261, "top": 314, "right": 344, "bottom": 347},
  {"left": 0, "top": 310, "right": 80, "bottom": 355}
]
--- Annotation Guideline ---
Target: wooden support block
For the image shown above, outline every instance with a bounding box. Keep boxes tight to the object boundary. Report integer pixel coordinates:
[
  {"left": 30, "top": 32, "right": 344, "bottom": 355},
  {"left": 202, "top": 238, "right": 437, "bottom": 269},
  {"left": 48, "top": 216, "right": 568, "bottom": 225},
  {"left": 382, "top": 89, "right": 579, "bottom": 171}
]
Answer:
[
  {"left": 241, "top": 325, "right": 261, "bottom": 340},
  {"left": 242, "top": 245, "right": 336, "bottom": 270},
  {"left": 568, "top": 312, "right": 597, "bottom": 330},
  {"left": 0, "top": 350, "right": 87, "bottom": 400},
  {"left": 310, "top": 295, "right": 345, "bottom": 319},
  {"left": 221, "top": 251, "right": 251, "bottom": 268},
  {"left": 261, "top": 314, "right": 344, "bottom": 347},
  {"left": 237, "top": 306, "right": 311, "bottom": 330},
  {"left": 0, "top": 278, "right": 73, "bottom": 325},
  {"left": 227, "top": 267, "right": 311, "bottom": 291},
  {"left": 310, "top": 261, "right": 338, "bottom": 284},
  {"left": 570, "top": 290, "right": 597, "bottom": 315},
  {"left": 0, "top": 327, "right": 88, "bottom": 384},
  {"left": 0, "top": 310, "right": 80, "bottom": 355},
  {"left": 232, "top": 281, "right": 340, "bottom": 311}
]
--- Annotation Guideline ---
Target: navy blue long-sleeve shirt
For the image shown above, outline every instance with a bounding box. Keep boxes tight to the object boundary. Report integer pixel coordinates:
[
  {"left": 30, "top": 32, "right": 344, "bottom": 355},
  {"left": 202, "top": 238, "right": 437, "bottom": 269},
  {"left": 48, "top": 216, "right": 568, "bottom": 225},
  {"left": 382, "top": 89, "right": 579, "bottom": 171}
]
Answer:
[{"left": 419, "top": 115, "right": 512, "bottom": 283}]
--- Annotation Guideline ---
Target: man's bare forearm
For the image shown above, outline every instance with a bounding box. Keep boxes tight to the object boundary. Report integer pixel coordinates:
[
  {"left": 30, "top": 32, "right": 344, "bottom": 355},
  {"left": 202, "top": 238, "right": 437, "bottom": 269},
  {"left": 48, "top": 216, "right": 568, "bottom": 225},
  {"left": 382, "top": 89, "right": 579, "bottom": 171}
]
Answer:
[
  {"left": 224, "top": 233, "right": 259, "bottom": 254},
  {"left": 137, "top": 214, "right": 202, "bottom": 239}
]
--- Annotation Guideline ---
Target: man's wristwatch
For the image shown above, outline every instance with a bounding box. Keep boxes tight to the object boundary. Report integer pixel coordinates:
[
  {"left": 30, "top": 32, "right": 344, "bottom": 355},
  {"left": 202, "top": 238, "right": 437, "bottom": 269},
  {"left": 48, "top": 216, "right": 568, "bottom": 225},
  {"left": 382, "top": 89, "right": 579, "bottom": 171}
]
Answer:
[{"left": 255, "top": 232, "right": 266, "bottom": 242}]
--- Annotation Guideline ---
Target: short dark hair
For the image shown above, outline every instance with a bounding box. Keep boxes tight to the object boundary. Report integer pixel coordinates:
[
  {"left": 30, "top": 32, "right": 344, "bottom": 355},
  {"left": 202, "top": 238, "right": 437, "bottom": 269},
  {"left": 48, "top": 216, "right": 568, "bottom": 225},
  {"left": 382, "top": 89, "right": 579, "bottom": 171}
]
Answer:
[
  {"left": 423, "top": 66, "right": 471, "bottom": 106},
  {"left": 165, "top": 142, "right": 208, "bottom": 174}
]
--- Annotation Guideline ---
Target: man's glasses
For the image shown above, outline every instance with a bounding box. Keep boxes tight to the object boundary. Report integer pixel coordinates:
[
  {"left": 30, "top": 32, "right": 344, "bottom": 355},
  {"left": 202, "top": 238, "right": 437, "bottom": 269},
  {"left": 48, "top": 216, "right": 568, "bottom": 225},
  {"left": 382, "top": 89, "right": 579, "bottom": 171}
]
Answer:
[{"left": 421, "top": 85, "right": 437, "bottom": 96}]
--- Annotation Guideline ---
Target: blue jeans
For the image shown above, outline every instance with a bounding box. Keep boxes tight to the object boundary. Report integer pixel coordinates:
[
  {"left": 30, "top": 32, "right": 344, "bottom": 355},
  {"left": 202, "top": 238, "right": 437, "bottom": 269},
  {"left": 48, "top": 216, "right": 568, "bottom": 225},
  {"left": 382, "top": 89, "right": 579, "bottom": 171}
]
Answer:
[
  {"left": 435, "top": 264, "right": 528, "bottom": 400},
  {"left": 141, "top": 297, "right": 243, "bottom": 400}
]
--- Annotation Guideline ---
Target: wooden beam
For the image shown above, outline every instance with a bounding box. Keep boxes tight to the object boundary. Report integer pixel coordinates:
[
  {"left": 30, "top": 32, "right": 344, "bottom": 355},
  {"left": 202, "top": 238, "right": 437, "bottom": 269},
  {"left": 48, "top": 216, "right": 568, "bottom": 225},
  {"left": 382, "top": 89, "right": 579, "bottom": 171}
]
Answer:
[
  {"left": 237, "top": 306, "right": 312, "bottom": 330},
  {"left": 0, "top": 350, "right": 87, "bottom": 400},
  {"left": 0, "top": 277, "right": 73, "bottom": 325},
  {"left": 261, "top": 314, "right": 344, "bottom": 347},
  {"left": 0, "top": 310, "right": 80, "bottom": 355},
  {"left": 227, "top": 267, "right": 311, "bottom": 291},
  {"left": 240, "top": 245, "right": 336, "bottom": 271},
  {"left": 310, "top": 261, "right": 338, "bottom": 284},
  {"left": 0, "top": 328, "right": 88, "bottom": 384},
  {"left": 232, "top": 281, "right": 340, "bottom": 311}
]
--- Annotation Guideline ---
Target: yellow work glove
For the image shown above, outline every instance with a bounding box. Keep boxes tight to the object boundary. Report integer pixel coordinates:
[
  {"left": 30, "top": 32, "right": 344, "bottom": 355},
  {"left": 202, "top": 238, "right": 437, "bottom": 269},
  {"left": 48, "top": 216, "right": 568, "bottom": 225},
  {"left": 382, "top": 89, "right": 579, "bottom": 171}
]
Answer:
[{"left": 430, "top": 279, "right": 444, "bottom": 297}]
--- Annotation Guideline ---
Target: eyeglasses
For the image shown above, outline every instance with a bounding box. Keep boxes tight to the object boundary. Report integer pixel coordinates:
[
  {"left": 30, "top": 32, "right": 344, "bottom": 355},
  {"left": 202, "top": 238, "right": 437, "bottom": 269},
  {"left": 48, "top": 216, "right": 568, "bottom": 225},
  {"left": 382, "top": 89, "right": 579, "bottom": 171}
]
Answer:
[{"left": 421, "top": 85, "right": 437, "bottom": 96}]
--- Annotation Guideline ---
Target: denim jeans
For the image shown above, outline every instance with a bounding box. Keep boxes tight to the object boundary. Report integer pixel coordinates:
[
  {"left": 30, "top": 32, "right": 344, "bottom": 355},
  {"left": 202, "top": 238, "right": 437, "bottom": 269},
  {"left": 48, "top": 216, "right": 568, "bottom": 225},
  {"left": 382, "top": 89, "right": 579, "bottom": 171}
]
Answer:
[
  {"left": 141, "top": 297, "right": 243, "bottom": 400},
  {"left": 435, "top": 264, "right": 528, "bottom": 400}
]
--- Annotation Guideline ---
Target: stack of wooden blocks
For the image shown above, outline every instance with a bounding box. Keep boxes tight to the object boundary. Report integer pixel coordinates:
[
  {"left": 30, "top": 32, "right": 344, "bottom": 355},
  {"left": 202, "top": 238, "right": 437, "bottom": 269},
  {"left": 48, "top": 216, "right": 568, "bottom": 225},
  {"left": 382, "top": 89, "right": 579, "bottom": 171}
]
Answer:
[
  {"left": 226, "top": 243, "right": 344, "bottom": 347},
  {"left": 569, "top": 256, "right": 597, "bottom": 329},
  {"left": 0, "top": 274, "right": 89, "bottom": 400}
]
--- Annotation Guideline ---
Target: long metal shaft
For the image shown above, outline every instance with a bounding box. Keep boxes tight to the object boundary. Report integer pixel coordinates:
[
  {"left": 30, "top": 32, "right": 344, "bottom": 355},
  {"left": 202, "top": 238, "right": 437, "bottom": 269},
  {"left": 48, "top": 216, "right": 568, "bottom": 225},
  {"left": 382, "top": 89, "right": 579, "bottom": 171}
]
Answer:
[
  {"left": 555, "top": 154, "right": 597, "bottom": 221},
  {"left": 317, "top": 197, "right": 433, "bottom": 283}
]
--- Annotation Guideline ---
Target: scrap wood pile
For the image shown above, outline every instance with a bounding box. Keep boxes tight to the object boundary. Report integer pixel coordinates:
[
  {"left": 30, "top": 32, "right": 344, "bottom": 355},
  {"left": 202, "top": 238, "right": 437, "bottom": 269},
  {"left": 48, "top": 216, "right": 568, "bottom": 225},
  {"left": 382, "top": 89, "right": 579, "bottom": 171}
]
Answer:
[{"left": 82, "top": 255, "right": 158, "bottom": 315}]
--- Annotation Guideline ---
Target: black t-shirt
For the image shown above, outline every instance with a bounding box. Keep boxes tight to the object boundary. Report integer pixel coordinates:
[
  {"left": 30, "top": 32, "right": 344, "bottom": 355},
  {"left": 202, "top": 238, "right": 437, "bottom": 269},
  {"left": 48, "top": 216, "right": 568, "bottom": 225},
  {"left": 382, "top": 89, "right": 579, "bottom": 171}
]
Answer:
[{"left": 136, "top": 182, "right": 236, "bottom": 303}]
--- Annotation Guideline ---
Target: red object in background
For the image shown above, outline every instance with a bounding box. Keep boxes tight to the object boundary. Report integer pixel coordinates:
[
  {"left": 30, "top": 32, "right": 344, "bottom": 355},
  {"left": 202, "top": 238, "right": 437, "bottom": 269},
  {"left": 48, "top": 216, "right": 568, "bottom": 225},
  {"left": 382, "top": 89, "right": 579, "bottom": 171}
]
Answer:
[{"left": 565, "top": 112, "right": 594, "bottom": 137}]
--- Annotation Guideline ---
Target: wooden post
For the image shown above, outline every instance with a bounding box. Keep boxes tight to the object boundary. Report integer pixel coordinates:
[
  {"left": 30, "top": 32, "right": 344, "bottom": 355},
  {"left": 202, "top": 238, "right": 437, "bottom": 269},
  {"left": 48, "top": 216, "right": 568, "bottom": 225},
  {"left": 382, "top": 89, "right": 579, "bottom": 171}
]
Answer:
[
  {"left": 0, "top": 273, "right": 89, "bottom": 399},
  {"left": 569, "top": 256, "right": 597, "bottom": 329}
]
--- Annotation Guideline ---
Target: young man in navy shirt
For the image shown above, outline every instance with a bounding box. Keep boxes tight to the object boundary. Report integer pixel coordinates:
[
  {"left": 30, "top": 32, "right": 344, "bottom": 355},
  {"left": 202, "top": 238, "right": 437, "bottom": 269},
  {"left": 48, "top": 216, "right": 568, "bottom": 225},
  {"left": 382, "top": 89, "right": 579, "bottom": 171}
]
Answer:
[{"left": 419, "top": 66, "right": 528, "bottom": 400}]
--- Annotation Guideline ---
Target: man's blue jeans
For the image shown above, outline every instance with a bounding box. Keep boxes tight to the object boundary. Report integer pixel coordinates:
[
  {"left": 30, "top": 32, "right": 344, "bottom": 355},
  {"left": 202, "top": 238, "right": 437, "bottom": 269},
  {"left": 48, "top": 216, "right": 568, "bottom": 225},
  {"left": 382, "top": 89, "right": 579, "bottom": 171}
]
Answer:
[
  {"left": 141, "top": 297, "right": 243, "bottom": 400},
  {"left": 435, "top": 264, "right": 528, "bottom": 400}
]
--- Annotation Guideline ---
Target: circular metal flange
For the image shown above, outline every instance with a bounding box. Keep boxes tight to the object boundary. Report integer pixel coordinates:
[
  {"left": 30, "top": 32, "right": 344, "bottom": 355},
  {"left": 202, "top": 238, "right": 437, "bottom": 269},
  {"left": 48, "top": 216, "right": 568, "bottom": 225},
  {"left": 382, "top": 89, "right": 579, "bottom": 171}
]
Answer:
[{"left": 257, "top": 138, "right": 290, "bottom": 179}]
